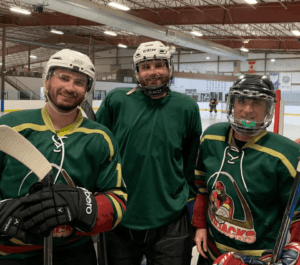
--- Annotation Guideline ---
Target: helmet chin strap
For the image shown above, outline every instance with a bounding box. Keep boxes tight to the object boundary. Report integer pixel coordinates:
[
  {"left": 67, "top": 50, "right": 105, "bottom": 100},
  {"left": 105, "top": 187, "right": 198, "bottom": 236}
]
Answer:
[{"left": 140, "top": 83, "right": 169, "bottom": 97}]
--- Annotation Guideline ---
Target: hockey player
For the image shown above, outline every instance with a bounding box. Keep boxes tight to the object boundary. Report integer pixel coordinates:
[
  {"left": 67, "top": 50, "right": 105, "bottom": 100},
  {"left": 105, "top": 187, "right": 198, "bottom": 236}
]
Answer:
[
  {"left": 0, "top": 49, "right": 127, "bottom": 265},
  {"left": 193, "top": 74, "right": 300, "bottom": 265},
  {"left": 209, "top": 98, "right": 219, "bottom": 113},
  {"left": 96, "top": 41, "right": 202, "bottom": 265}
]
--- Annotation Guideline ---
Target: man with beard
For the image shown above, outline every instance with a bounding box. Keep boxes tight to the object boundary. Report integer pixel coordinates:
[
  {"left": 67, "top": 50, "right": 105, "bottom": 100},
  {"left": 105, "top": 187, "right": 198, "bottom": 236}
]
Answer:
[
  {"left": 0, "top": 49, "right": 127, "bottom": 265},
  {"left": 96, "top": 41, "right": 203, "bottom": 265}
]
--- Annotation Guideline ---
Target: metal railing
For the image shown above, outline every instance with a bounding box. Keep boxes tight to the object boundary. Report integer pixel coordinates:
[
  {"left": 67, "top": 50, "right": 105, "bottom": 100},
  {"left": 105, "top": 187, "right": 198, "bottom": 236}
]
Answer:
[
  {"left": 5, "top": 76, "right": 42, "bottom": 100},
  {"left": 6, "top": 70, "right": 43, "bottom": 78}
]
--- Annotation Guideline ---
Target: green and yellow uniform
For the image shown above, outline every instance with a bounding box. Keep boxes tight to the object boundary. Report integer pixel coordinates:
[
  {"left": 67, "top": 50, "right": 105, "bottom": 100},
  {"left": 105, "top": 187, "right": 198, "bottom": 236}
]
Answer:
[
  {"left": 194, "top": 122, "right": 300, "bottom": 264},
  {"left": 0, "top": 107, "right": 127, "bottom": 260}
]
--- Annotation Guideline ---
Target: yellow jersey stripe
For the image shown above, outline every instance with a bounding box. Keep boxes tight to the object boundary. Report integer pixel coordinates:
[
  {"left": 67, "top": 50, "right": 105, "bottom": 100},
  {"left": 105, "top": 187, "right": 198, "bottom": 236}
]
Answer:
[
  {"left": 69, "top": 128, "right": 114, "bottom": 159},
  {"left": 215, "top": 241, "right": 266, "bottom": 256},
  {"left": 195, "top": 170, "right": 205, "bottom": 176},
  {"left": 249, "top": 144, "right": 296, "bottom": 177},
  {"left": 116, "top": 163, "right": 122, "bottom": 187},
  {"left": 201, "top": 135, "right": 226, "bottom": 144},
  {"left": 109, "top": 189, "right": 128, "bottom": 202},
  {"left": 13, "top": 124, "right": 48, "bottom": 133},
  {"left": 107, "top": 194, "right": 123, "bottom": 228}
]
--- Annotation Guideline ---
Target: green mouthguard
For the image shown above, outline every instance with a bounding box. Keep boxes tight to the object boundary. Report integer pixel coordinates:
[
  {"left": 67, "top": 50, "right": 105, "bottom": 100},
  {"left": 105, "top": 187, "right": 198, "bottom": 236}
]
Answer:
[{"left": 242, "top": 121, "right": 256, "bottom": 128}]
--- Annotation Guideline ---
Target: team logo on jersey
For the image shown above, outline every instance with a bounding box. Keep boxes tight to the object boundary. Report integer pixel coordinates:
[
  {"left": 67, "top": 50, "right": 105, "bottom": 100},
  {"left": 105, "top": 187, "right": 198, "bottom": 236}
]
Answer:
[
  {"left": 208, "top": 179, "right": 256, "bottom": 244},
  {"left": 53, "top": 225, "right": 74, "bottom": 238}
]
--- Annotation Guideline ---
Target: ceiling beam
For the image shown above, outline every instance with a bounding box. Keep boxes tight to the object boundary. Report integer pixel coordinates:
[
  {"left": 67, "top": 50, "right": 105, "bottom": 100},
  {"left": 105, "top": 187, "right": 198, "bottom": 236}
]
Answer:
[
  {"left": 2, "top": 2, "right": 300, "bottom": 27},
  {"left": 4, "top": 35, "right": 300, "bottom": 58},
  {"left": 3, "top": 35, "right": 109, "bottom": 55},
  {"left": 213, "top": 39, "right": 300, "bottom": 51},
  {"left": 0, "top": 13, "right": 102, "bottom": 27},
  {"left": 132, "top": 2, "right": 300, "bottom": 25}
]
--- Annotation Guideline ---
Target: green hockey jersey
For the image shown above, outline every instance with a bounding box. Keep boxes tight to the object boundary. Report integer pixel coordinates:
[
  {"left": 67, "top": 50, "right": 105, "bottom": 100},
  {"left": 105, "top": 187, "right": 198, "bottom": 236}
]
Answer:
[
  {"left": 96, "top": 87, "right": 202, "bottom": 230},
  {"left": 0, "top": 107, "right": 127, "bottom": 260},
  {"left": 195, "top": 122, "right": 300, "bottom": 264}
]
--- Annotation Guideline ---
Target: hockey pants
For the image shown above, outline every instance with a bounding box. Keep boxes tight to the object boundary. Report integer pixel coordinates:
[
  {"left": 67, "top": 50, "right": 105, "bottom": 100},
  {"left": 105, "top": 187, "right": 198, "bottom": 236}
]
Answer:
[{"left": 105, "top": 206, "right": 193, "bottom": 265}]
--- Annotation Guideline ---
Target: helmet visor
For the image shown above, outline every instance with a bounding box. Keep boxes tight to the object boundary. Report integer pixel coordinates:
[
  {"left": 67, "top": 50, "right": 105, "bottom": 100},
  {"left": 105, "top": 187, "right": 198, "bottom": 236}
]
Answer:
[{"left": 227, "top": 93, "right": 275, "bottom": 136}]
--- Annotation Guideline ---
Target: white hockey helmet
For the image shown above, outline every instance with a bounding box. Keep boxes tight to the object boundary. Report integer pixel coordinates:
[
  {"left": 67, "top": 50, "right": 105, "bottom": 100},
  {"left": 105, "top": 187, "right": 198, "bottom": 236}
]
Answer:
[
  {"left": 133, "top": 41, "right": 173, "bottom": 79},
  {"left": 44, "top": 49, "right": 96, "bottom": 99},
  {"left": 133, "top": 41, "right": 173, "bottom": 96}
]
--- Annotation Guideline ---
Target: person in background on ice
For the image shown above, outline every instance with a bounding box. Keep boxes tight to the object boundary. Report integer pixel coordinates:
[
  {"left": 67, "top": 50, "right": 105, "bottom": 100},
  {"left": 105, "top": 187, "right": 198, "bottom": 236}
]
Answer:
[
  {"left": 96, "top": 41, "right": 202, "bottom": 265},
  {"left": 0, "top": 49, "right": 127, "bottom": 265},
  {"left": 193, "top": 74, "right": 300, "bottom": 265},
  {"left": 209, "top": 98, "right": 219, "bottom": 113}
]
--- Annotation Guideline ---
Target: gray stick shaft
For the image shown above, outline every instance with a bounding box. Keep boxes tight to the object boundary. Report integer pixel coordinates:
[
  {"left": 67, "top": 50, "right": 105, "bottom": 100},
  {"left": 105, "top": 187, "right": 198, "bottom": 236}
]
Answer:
[
  {"left": 44, "top": 235, "right": 53, "bottom": 265},
  {"left": 271, "top": 159, "right": 300, "bottom": 264},
  {"left": 97, "top": 233, "right": 108, "bottom": 265}
]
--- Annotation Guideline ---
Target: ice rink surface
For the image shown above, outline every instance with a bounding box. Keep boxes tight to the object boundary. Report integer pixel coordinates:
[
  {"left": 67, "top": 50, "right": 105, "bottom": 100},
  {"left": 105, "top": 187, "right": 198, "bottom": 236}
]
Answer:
[
  {"left": 1, "top": 110, "right": 299, "bottom": 141},
  {"left": 201, "top": 111, "right": 300, "bottom": 141}
]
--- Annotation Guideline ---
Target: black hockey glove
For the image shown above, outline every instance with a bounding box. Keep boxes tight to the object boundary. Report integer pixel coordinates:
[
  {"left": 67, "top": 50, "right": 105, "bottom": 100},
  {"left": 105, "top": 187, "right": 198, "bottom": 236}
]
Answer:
[
  {"left": 20, "top": 184, "right": 98, "bottom": 236},
  {"left": 0, "top": 198, "right": 43, "bottom": 244}
]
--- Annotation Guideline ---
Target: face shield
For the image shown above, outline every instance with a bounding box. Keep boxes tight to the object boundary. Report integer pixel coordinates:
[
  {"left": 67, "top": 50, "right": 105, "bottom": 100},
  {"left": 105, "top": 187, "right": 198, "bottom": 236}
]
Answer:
[{"left": 227, "top": 91, "right": 276, "bottom": 137}]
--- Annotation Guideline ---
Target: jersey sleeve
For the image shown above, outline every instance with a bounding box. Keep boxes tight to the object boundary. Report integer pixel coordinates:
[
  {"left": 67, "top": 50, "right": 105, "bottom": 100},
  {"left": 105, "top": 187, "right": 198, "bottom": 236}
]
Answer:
[
  {"left": 182, "top": 103, "right": 202, "bottom": 201},
  {"left": 192, "top": 141, "right": 209, "bottom": 228},
  {"left": 76, "top": 129, "right": 127, "bottom": 236},
  {"left": 276, "top": 152, "right": 300, "bottom": 243},
  {"left": 0, "top": 151, "right": 4, "bottom": 200},
  {"left": 96, "top": 94, "right": 113, "bottom": 131}
]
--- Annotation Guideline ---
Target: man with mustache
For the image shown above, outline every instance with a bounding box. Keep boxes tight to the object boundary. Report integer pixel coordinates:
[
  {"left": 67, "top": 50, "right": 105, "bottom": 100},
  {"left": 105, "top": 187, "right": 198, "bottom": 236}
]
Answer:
[
  {"left": 0, "top": 49, "right": 127, "bottom": 265},
  {"left": 96, "top": 41, "right": 202, "bottom": 265}
]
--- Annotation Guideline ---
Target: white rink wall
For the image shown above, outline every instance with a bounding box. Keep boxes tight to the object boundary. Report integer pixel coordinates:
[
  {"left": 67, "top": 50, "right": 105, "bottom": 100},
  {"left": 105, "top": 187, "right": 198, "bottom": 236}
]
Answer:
[
  {"left": 2, "top": 100, "right": 300, "bottom": 116},
  {"left": 1, "top": 100, "right": 299, "bottom": 140}
]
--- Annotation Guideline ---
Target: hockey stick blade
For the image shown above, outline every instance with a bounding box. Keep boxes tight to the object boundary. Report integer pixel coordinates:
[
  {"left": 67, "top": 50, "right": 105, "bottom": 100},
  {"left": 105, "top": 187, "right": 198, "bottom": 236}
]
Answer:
[
  {"left": 271, "top": 158, "right": 300, "bottom": 264},
  {"left": 0, "top": 125, "right": 53, "bottom": 186},
  {"left": 0, "top": 125, "right": 53, "bottom": 265}
]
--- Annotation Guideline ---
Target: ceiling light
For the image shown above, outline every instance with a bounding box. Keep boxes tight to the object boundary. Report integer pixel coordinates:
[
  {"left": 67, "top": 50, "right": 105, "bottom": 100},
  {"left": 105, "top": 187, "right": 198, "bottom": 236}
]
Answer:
[
  {"left": 108, "top": 2, "right": 130, "bottom": 11},
  {"left": 191, "top": 31, "right": 203, "bottom": 37},
  {"left": 104, "top": 31, "right": 117, "bottom": 36},
  {"left": 292, "top": 30, "right": 300, "bottom": 36},
  {"left": 240, "top": 47, "right": 249, "bottom": 52},
  {"left": 30, "top": 55, "right": 37, "bottom": 59},
  {"left": 51, "top": 29, "right": 64, "bottom": 35},
  {"left": 118, "top": 44, "right": 127, "bottom": 48},
  {"left": 271, "top": 59, "right": 276, "bottom": 62},
  {"left": 10, "top": 7, "right": 31, "bottom": 15},
  {"left": 206, "top": 57, "right": 210, "bottom": 60},
  {"left": 244, "top": 0, "right": 257, "bottom": 4}
]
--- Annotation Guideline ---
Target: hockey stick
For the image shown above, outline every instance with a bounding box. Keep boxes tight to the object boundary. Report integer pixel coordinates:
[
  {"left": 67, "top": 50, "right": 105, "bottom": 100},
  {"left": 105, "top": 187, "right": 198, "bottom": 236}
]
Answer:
[
  {"left": 80, "top": 102, "right": 108, "bottom": 265},
  {"left": 271, "top": 158, "right": 300, "bottom": 264},
  {"left": 81, "top": 100, "right": 96, "bottom": 121},
  {"left": 0, "top": 125, "right": 54, "bottom": 265}
]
